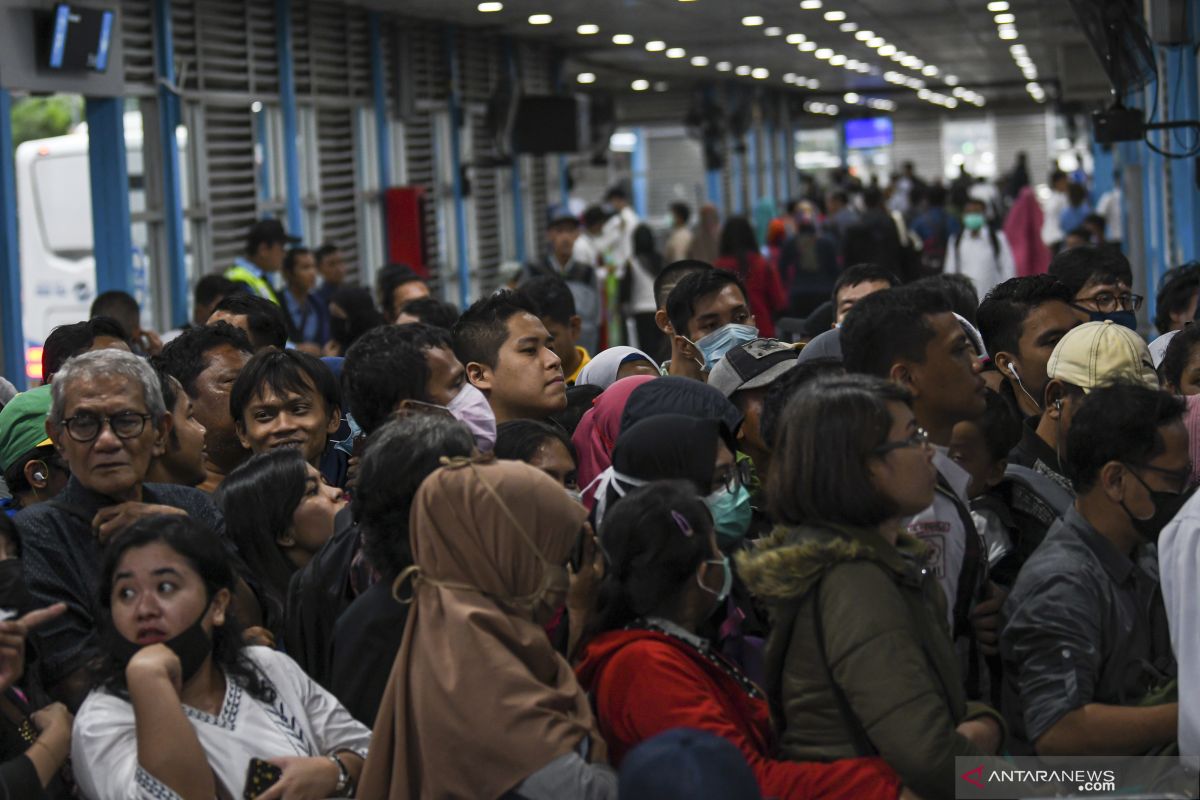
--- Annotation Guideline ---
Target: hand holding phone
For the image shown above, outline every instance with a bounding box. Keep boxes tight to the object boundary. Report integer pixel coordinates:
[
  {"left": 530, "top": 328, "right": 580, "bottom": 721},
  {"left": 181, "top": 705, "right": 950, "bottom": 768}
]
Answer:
[{"left": 242, "top": 757, "right": 283, "bottom": 799}]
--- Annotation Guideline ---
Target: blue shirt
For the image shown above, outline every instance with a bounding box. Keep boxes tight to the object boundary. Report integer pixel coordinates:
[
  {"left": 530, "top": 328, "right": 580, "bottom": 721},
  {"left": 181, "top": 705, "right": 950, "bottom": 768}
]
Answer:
[{"left": 281, "top": 289, "right": 330, "bottom": 344}]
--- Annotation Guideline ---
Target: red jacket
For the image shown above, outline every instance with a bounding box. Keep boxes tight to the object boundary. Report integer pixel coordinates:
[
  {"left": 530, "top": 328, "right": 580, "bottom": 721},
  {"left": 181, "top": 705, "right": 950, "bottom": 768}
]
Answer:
[
  {"left": 714, "top": 253, "right": 787, "bottom": 338},
  {"left": 575, "top": 629, "right": 901, "bottom": 800}
]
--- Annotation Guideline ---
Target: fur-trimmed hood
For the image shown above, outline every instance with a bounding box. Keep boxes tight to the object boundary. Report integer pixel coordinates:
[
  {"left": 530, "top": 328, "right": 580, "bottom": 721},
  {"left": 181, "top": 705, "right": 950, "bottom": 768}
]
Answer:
[{"left": 736, "top": 523, "right": 928, "bottom": 602}]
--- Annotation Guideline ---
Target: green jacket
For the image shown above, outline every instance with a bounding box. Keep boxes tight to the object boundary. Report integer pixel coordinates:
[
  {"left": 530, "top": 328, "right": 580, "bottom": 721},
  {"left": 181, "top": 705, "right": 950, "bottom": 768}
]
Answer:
[{"left": 737, "top": 523, "right": 1004, "bottom": 800}]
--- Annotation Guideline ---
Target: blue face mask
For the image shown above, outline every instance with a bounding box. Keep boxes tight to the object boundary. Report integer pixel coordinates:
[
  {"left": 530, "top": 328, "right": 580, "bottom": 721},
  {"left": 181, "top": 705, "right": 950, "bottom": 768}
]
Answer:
[
  {"left": 705, "top": 483, "right": 753, "bottom": 544},
  {"left": 686, "top": 323, "right": 760, "bottom": 371},
  {"left": 697, "top": 555, "right": 733, "bottom": 604},
  {"left": 1086, "top": 310, "right": 1138, "bottom": 330}
]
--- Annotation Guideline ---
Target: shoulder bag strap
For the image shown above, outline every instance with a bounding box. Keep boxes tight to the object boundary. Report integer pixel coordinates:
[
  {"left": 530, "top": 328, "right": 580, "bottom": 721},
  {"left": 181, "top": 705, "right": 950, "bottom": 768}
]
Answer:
[{"left": 813, "top": 575, "right": 879, "bottom": 757}]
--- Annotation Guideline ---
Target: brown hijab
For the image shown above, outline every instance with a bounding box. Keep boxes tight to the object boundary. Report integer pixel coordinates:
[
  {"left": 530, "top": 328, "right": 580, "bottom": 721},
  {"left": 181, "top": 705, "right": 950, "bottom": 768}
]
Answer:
[
  {"left": 688, "top": 203, "right": 722, "bottom": 264},
  {"left": 358, "top": 457, "right": 603, "bottom": 800}
]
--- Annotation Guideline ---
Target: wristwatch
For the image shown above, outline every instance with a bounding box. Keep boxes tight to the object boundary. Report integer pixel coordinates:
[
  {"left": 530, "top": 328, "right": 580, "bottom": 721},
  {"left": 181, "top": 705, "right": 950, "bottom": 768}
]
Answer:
[{"left": 328, "top": 752, "right": 352, "bottom": 797}]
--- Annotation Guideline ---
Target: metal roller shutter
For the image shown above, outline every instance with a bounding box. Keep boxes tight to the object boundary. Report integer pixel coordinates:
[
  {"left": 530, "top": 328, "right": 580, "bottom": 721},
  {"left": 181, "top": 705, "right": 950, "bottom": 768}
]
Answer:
[
  {"left": 459, "top": 29, "right": 503, "bottom": 292},
  {"left": 994, "top": 112, "right": 1052, "bottom": 192},
  {"left": 122, "top": 0, "right": 155, "bottom": 92},
  {"left": 189, "top": 0, "right": 278, "bottom": 95},
  {"left": 646, "top": 127, "right": 704, "bottom": 218},
  {"left": 892, "top": 117, "right": 943, "bottom": 181},
  {"left": 316, "top": 107, "right": 360, "bottom": 273},
  {"left": 199, "top": 105, "right": 259, "bottom": 269}
]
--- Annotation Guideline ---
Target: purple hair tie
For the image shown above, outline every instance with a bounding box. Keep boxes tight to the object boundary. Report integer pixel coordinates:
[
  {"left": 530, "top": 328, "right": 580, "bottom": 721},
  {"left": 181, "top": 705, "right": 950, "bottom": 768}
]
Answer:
[{"left": 670, "top": 510, "right": 694, "bottom": 537}]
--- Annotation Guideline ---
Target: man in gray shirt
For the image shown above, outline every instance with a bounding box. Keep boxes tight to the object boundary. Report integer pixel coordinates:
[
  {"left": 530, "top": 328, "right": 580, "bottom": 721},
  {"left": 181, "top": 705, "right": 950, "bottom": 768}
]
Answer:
[{"left": 1001, "top": 383, "right": 1184, "bottom": 755}]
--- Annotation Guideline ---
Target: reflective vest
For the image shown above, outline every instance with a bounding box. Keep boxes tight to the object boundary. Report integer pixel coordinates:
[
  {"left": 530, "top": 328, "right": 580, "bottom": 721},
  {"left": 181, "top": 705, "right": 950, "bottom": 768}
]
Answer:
[{"left": 224, "top": 264, "right": 279, "bottom": 304}]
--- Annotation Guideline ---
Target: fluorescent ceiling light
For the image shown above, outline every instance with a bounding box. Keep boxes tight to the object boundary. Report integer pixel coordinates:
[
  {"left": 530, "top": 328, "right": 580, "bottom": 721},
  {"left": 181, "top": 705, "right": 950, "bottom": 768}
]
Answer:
[
  {"left": 716, "top": 61, "right": 732, "bottom": 71},
  {"left": 823, "top": 10, "right": 846, "bottom": 21},
  {"left": 799, "top": 41, "right": 818, "bottom": 51},
  {"left": 477, "top": 1, "right": 502, "bottom": 11},
  {"left": 691, "top": 55, "right": 709, "bottom": 66},
  {"left": 666, "top": 48, "right": 686, "bottom": 58},
  {"left": 815, "top": 48, "right": 834, "bottom": 59},
  {"left": 631, "top": 79, "right": 649, "bottom": 91},
  {"left": 528, "top": 13, "right": 552, "bottom": 25},
  {"left": 735, "top": 64, "right": 752, "bottom": 75},
  {"left": 752, "top": 67, "right": 770, "bottom": 79},
  {"left": 645, "top": 40, "right": 666, "bottom": 51},
  {"left": 786, "top": 33, "right": 806, "bottom": 44},
  {"left": 576, "top": 23, "right": 599, "bottom": 34},
  {"left": 741, "top": 15, "right": 764, "bottom": 26},
  {"left": 612, "top": 34, "right": 634, "bottom": 44},
  {"left": 765, "top": 26, "right": 783, "bottom": 36},
  {"left": 577, "top": 73, "right": 596, "bottom": 84}
]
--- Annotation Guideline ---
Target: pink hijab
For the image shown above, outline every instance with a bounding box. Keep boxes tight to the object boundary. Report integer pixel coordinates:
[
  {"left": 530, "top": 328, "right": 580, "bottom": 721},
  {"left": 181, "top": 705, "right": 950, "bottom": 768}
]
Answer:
[
  {"left": 1004, "top": 186, "right": 1052, "bottom": 277},
  {"left": 572, "top": 375, "right": 657, "bottom": 503}
]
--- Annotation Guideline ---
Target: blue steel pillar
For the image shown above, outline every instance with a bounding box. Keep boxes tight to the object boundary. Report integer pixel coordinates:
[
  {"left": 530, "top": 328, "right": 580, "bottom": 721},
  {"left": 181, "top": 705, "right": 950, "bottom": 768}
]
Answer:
[
  {"left": 0, "top": 92, "right": 24, "bottom": 388},
  {"left": 1167, "top": 36, "right": 1200, "bottom": 264},
  {"left": 153, "top": 0, "right": 188, "bottom": 327},
  {"left": 85, "top": 97, "right": 134, "bottom": 296},
  {"left": 632, "top": 127, "right": 649, "bottom": 218},
  {"left": 369, "top": 12, "right": 392, "bottom": 257},
  {"left": 780, "top": 102, "right": 793, "bottom": 202},
  {"left": 705, "top": 169, "right": 722, "bottom": 215},
  {"left": 275, "top": 0, "right": 304, "bottom": 238},
  {"left": 747, "top": 128, "right": 760, "bottom": 204},
  {"left": 445, "top": 28, "right": 470, "bottom": 308},
  {"left": 730, "top": 133, "right": 744, "bottom": 214},
  {"left": 763, "top": 122, "right": 776, "bottom": 205},
  {"left": 503, "top": 40, "right": 526, "bottom": 264}
]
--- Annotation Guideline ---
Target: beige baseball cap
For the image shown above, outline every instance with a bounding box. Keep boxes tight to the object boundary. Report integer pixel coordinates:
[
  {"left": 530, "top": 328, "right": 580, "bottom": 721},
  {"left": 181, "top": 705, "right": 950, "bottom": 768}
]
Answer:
[{"left": 1046, "top": 320, "right": 1159, "bottom": 392}]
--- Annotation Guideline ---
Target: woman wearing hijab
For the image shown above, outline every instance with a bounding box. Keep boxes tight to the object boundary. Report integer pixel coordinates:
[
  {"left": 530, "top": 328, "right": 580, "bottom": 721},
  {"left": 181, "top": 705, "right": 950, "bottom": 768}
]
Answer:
[
  {"left": 714, "top": 216, "right": 787, "bottom": 338},
  {"left": 688, "top": 204, "right": 722, "bottom": 264},
  {"left": 1002, "top": 186, "right": 1051, "bottom": 277},
  {"left": 358, "top": 458, "right": 616, "bottom": 800},
  {"left": 575, "top": 346, "right": 660, "bottom": 391},
  {"left": 572, "top": 375, "right": 657, "bottom": 498}
]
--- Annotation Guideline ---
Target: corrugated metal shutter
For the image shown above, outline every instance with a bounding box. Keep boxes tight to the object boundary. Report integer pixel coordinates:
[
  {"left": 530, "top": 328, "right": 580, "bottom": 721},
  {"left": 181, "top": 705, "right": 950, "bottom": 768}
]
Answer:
[
  {"left": 122, "top": 0, "right": 155, "bottom": 91},
  {"left": 459, "top": 28, "right": 503, "bottom": 292},
  {"left": 200, "top": 104, "right": 259, "bottom": 269},
  {"left": 316, "top": 107, "right": 360, "bottom": 272},
  {"left": 646, "top": 128, "right": 704, "bottom": 218},
  {"left": 892, "top": 117, "right": 943, "bottom": 180},
  {"left": 298, "top": 1, "right": 371, "bottom": 101},
  {"left": 189, "top": 0, "right": 278, "bottom": 95},
  {"left": 995, "top": 112, "right": 1052, "bottom": 191}
]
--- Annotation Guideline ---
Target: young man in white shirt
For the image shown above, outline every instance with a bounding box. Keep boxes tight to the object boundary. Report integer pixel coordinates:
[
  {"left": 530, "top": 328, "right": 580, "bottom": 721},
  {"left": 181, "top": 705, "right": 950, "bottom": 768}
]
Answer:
[{"left": 945, "top": 199, "right": 1017, "bottom": 299}]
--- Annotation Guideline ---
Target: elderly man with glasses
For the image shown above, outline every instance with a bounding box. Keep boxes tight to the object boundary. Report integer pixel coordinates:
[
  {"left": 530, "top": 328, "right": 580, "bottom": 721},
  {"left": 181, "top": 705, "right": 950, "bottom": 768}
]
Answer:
[{"left": 14, "top": 349, "right": 234, "bottom": 709}]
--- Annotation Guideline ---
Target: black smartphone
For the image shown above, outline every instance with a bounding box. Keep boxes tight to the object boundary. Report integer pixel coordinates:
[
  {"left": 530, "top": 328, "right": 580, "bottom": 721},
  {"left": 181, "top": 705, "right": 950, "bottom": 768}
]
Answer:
[{"left": 243, "top": 757, "right": 283, "bottom": 799}]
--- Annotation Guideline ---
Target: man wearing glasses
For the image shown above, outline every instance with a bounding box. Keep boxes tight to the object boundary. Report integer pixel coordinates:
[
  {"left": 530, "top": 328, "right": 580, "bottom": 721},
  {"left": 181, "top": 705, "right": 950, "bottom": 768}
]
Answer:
[
  {"left": 1001, "top": 384, "right": 1185, "bottom": 756},
  {"left": 14, "top": 348, "right": 227, "bottom": 709},
  {"left": 1048, "top": 244, "right": 1143, "bottom": 331}
]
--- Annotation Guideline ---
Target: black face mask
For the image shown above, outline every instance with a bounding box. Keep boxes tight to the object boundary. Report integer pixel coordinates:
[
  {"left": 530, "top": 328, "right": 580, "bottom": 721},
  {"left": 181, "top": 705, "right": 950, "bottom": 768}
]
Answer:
[
  {"left": 1121, "top": 468, "right": 1196, "bottom": 544},
  {"left": 111, "top": 605, "right": 214, "bottom": 684},
  {"left": 0, "top": 560, "right": 35, "bottom": 618}
]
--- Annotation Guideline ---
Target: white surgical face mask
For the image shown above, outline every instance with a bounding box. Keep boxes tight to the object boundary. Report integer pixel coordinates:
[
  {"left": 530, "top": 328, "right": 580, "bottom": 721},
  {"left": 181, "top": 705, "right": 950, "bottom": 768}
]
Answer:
[{"left": 446, "top": 383, "right": 497, "bottom": 452}]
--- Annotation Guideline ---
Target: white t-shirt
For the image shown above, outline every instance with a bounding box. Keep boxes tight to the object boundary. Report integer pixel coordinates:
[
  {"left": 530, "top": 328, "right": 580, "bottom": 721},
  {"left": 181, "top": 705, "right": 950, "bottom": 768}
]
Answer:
[
  {"left": 945, "top": 228, "right": 1016, "bottom": 299},
  {"left": 904, "top": 449, "right": 977, "bottom": 630},
  {"left": 1158, "top": 486, "right": 1200, "bottom": 758},
  {"left": 72, "top": 646, "right": 371, "bottom": 800}
]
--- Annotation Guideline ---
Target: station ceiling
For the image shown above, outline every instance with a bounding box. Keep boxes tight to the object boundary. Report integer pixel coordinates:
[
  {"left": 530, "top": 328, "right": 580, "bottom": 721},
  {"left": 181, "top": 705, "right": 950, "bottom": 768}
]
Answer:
[{"left": 362, "top": 0, "right": 1111, "bottom": 114}]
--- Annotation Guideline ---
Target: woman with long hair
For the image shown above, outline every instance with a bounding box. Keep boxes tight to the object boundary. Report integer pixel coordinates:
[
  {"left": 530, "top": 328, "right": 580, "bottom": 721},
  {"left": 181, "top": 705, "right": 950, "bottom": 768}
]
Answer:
[
  {"left": 575, "top": 480, "right": 906, "bottom": 800},
  {"left": 215, "top": 448, "right": 346, "bottom": 628},
  {"left": 72, "top": 516, "right": 369, "bottom": 799},
  {"left": 715, "top": 216, "right": 786, "bottom": 337},
  {"left": 626, "top": 225, "right": 664, "bottom": 351},
  {"left": 738, "top": 375, "right": 1004, "bottom": 800}
]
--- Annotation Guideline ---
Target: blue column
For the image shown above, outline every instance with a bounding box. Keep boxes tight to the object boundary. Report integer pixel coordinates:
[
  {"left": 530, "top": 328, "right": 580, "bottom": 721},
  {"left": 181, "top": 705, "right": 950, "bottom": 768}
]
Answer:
[
  {"left": 445, "top": 27, "right": 470, "bottom": 308},
  {"left": 746, "top": 128, "right": 760, "bottom": 204},
  {"left": 153, "top": 0, "right": 188, "bottom": 327},
  {"left": 730, "top": 133, "right": 744, "bottom": 214},
  {"left": 632, "top": 127, "right": 649, "bottom": 218},
  {"left": 275, "top": 0, "right": 303, "bottom": 238},
  {"left": 86, "top": 98, "right": 134, "bottom": 296},
  {"left": 779, "top": 107, "right": 793, "bottom": 201},
  {"left": 705, "top": 169, "right": 722, "bottom": 215},
  {"left": 369, "top": 12, "right": 392, "bottom": 257},
  {"left": 503, "top": 40, "right": 526, "bottom": 263},
  {"left": 1167, "top": 38, "right": 1200, "bottom": 264},
  {"left": 1140, "top": 78, "right": 1167, "bottom": 324},
  {"left": 0, "top": 92, "right": 24, "bottom": 388},
  {"left": 763, "top": 122, "right": 776, "bottom": 204}
]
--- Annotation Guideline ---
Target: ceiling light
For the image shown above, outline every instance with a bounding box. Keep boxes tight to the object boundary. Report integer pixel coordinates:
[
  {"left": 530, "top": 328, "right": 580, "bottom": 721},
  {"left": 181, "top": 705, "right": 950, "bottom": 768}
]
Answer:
[
  {"left": 666, "top": 47, "right": 686, "bottom": 58},
  {"left": 752, "top": 67, "right": 770, "bottom": 79},
  {"left": 612, "top": 33, "right": 634, "bottom": 44},
  {"left": 917, "top": 89, "right": 931, "bottom": 99},
  {"left": 799, "top": 41, "right": 818, "bottom": 51},
  {"left": 783, "top": 72, "right": 797, "bottom": 83},
  {"left": 867, "top": 37, "right": 885, "bottom": 48},
  {"left": 735, "top": 64, "right": 751, "bottom": 75},
  {"left": 528, "top": 13, "right": 552, "bottom": 25},
  {"left": 988, "top": 1, "right": 1009, "bottom": 10},
  {"left": 807, "top": 78, "right": 820, "bottom": 88},
  {"left": 994, "top": 13, "right": 1015, "bottom": 24},
  {"left": 829, "top": 54, "right": 847, "bottom": 66},
  {"left": 878, "top": 44, "right": 896, "bottom": 56},
  {"left": 823, "top": 10, "right": 846, "bottom": 22},
  {"left": 716, "top": 61, "right": 732, "bottom": 71},
  {"left": 1010, "top": 44, "right": 1028, "bottom": 54},
  {"left": 922, "top": 65, "right": 938, "bottom": 76},
  {"left": 786, "top": 33, "right": 806, "bottom": 44},
  {"left": 900, "top": 56, "right": 919, "bottom": 68},
  {"left": 839, "top": 22, "right": 858, "bottom": 32},
  {"left": 645, "top": 40, "right": 666, "bottom": 51},
  {"left": 855, "top": 30, "right": 875, "bottom": 41},
  {"left": 654, "top": 81, "right": 669, "bottom": 92},
  {"left": 1025, "top": 82, "right": 1041, "bottom": 92},
  {"left": 999, "top": 28, "right": 1019, "bottom": 39},
  {"left": 944, "top": 74, "right": 959, "bottom": 85},
  {"left": 631, "top": 79, "right": 649, "bottom": 91},
  {"left": 845, "top": 59, "right": 861, "bottom": 69},
  {"left": 815, "top": 48, "right": 834, "bottom": 59},
  {"left": 800, "top": 0, "right": 823, "bottom": 8},
  {"left": 825, "top": 104, "right": 839, "bottom": 115},
  {"left": 952, "top": 87, "right": 967, "bottom": 97},
  {"left": 765, "top": 26, "right": 783, "bottom": 36},
  {"left": 971, "top": 96, "right": 986, "bottom": 106},
  {"left": 477, "top": 1, "right": 502, "bottom": 11},
  {"left": 893, "top": 50, "right": 907, "bottom": 59},
  {"left": 741, "top": 15, "right": 763, "bottom": 26},
  {"left": 844, "top": 92, "right": 860, "bottom": 103},
  {"left": 577, "top": 72, "right": 596, "bottom": 84},
  {"left": 946, "top": 98, "right": 960, "bottom": 108},
  {"left": 691, "top": 55, "right": 709, "bottom": 66},
  {"left": 576, "top": 23, "right": 599, "bottom": 34}
]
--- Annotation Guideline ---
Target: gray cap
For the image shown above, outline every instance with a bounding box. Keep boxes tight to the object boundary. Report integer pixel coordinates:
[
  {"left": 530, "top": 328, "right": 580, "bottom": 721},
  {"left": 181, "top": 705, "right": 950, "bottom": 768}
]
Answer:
[
  {"left": 795, "top": 327, "right": 843, "bottom": 364},
  {"left": 707, "top": 338, "right": 801, "bottom": 397}
]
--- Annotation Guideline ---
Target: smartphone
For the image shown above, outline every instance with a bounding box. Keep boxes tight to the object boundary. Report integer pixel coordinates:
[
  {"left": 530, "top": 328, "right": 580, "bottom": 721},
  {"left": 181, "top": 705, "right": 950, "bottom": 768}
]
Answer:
[{"left": 243, "top": 758, "right": 283, "bottom": 799}]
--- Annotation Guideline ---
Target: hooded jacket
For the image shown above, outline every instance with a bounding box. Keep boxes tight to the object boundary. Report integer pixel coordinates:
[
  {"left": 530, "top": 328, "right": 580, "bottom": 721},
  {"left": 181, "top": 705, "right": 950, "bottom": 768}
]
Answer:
[
  {"left": 738, "top": 524, "right": 1005, "bottom": 800},
  {"left": 574, "top": 628, "right": 902, "bottom": 800}
]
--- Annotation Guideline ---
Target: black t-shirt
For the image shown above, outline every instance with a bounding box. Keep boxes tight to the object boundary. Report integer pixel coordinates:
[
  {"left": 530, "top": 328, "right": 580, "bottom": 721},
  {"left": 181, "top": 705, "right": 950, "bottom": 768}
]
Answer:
[{"left": 329, "top": 579, "right": 408, "bottom": 726}]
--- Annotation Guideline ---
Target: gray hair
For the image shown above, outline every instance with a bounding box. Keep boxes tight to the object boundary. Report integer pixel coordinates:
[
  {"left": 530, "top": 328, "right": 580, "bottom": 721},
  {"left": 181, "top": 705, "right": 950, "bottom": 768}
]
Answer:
[{"left": 50, "top": 349, "right": 166, "bottom": 425}]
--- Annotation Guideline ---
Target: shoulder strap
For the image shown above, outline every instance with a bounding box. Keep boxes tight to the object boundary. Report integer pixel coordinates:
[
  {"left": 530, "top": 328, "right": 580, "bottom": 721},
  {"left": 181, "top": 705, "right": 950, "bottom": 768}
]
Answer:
[
  {"left": 1003, "top": 464, "right": 1073, "bottom": 517},
  {"left": 813, "top": 576, "right": 879, "bottom": 757},
  {"left": 988, "top": 226, "right": 1000, "bottom": 260}
]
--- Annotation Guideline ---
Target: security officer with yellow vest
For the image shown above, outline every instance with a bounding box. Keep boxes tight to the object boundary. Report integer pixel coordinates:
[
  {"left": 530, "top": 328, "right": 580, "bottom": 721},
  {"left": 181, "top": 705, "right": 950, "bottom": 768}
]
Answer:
[{"left": 224, "top": 219, "right": 300, "bottom": 304}]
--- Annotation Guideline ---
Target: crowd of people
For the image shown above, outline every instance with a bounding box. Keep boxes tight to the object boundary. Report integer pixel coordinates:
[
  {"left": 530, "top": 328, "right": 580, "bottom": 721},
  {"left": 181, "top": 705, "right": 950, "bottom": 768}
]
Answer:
[{"left": 0, "top": 159, "right": 1197, "bottom": 800}]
